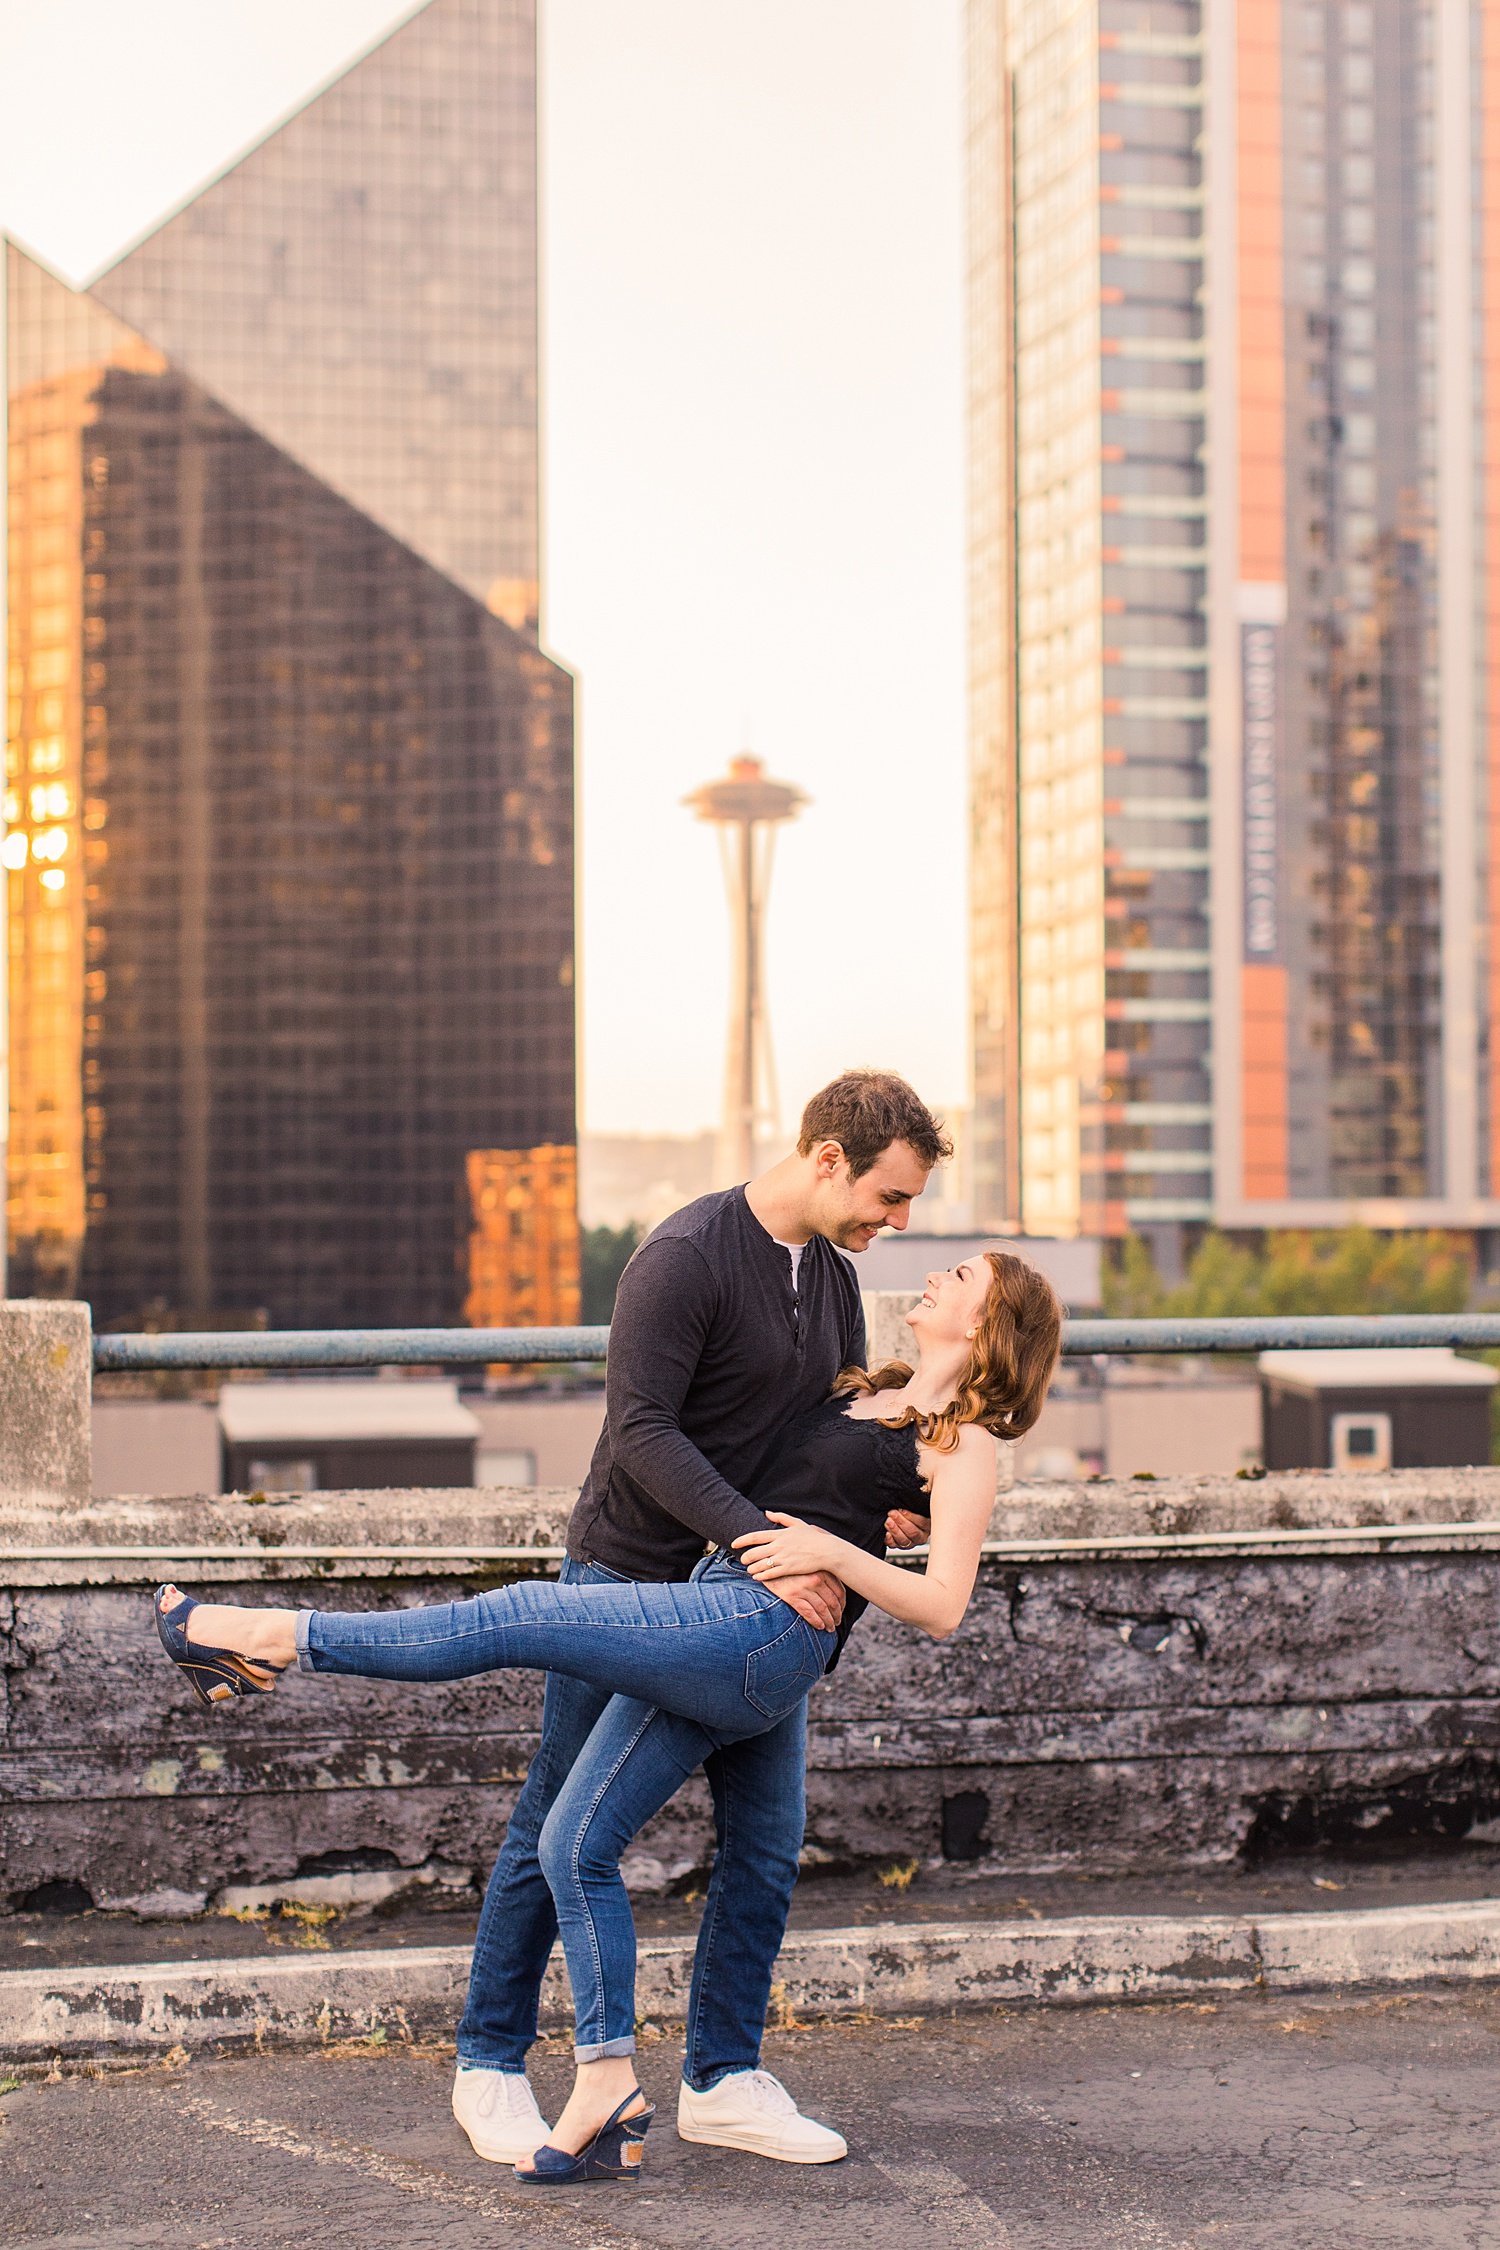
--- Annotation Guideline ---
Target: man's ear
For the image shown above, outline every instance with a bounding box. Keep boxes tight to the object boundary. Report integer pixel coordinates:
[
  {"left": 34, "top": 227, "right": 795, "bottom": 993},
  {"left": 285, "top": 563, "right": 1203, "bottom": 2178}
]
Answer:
[{"left": 814, "top": 1138, "right": 845, "bottom": 1177}]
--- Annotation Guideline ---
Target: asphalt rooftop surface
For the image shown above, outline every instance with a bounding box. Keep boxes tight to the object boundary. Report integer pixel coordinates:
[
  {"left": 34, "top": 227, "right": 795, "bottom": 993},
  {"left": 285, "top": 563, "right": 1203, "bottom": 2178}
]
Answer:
[{"left": 5, "top": 1986, "right": 1500, "bottom": 2249}]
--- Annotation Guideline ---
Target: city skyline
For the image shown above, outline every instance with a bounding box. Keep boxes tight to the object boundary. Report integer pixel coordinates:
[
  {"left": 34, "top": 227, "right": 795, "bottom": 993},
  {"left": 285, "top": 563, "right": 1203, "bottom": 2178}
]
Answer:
[
  {"left": 967, "top": 0, "right": 1500, "bottom": 1254},
  {"left": 0, "top": 0, "right": 970, "bottom": 1140},
  {"left": 4, "top": 0, "right": 576, "bottom": 1324}
]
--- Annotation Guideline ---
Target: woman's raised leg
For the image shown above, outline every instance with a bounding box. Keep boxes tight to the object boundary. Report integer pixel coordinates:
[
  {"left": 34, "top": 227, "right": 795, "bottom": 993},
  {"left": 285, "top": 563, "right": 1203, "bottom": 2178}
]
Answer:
[
  {"left": 182, "top": 1601, "right": 296, "bottom": 1670},
  {"left": 171, "top": 1570, "right": 830, "bottom": 1742}
]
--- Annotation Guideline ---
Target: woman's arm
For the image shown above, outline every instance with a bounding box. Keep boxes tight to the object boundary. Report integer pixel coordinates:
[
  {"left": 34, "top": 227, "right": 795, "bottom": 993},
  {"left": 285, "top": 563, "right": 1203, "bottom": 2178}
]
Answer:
[{"left": 732, "top": 1427, "right": 997, "bottom": 1640}]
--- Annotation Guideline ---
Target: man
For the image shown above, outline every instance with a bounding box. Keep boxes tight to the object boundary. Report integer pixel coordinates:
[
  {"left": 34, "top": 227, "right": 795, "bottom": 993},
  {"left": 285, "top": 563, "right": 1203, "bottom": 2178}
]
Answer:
[{"left": 453, "top": 1068, "right": 950, "bottom": 2166}]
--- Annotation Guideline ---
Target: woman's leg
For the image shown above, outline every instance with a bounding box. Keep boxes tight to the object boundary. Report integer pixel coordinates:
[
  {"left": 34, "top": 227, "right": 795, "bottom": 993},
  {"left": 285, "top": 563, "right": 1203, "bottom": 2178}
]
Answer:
[
  {"left": 184, "top": 1602, "right": 296, "bottom": 1668},
  {"left": 456, "top": 1565, "right": 622, "bottom": 2080},
  {"left": 521, "top": 1692, "right": 716, "bottom": 2162},
  {"left": 182, "top": 1572, "right": 829, "bottom": 1741}
]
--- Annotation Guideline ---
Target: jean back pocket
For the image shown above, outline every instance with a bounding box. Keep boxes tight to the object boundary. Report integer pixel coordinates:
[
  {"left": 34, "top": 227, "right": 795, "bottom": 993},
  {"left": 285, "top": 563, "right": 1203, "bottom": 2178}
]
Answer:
[{"left": 742, "top": 1618, "right": 826, "bottom": 1721}]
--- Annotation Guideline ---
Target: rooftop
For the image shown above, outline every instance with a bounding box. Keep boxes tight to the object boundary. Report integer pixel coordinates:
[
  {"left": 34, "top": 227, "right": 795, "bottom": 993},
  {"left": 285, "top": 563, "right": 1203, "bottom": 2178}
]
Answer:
[
  {"left": 1257, "top": 1348, "right": 1499, "bottom": 1394},
  {"left": 217, "top": 1380, "right": 481, "bottom": 1444}
]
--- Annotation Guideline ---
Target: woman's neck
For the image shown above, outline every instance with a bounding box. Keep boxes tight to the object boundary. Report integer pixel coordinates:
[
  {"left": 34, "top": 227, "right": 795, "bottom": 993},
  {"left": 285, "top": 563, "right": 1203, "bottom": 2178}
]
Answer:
[{"left": 883, "top": 1336, "right": 968, "bottom": 1415}]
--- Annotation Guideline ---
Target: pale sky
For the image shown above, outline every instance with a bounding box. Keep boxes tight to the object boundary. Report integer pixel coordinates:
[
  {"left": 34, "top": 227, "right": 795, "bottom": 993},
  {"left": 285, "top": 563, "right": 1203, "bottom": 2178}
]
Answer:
[{"left": 0, "top": 0, "right": 967, "bottom": 1139}]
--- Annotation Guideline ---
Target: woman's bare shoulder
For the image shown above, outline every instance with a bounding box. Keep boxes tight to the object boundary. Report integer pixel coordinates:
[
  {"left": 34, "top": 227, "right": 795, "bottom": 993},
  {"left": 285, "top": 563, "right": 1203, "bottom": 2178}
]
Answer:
[
  {"left": 941, "top": 1422, "right": 998, "bottom": 1471},
  {"left": 921, "top": 1423, "right": 998, "bottom": 1485}
]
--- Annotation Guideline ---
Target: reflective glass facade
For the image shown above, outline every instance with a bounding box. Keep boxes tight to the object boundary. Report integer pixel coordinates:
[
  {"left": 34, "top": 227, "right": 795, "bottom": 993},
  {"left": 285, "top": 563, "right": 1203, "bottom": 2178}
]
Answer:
[
  {"left": 968, "top": 0, "right": 1500, "bottom": 1241},
  {"left": 968, "top": 0, "right": 1208, "bottom": 1241},
  {"left": 91, "top": 0, "right": 541, "bottom": 629},
  {"left": 5, "top": 0, "right": 574, "bottom": 1327},
  {"left": 1232, "top": 0, "right": 1445, "bottom": 1210}
]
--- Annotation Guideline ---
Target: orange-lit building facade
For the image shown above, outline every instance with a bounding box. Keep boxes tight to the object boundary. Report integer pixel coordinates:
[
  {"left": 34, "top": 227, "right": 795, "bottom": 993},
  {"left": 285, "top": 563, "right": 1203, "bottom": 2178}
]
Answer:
[
  {"left": 4, "top": 0, "right": 576, "bottom": 1327},
  {"left": 5, "top": 278, "right": 167, "bottom": 1296},
  {"left": 968, "top": 0, "right": 1500, "bottom": 1253},
  {"left": 466, "top": 1145, "right": 581, "bottom": 1331}
]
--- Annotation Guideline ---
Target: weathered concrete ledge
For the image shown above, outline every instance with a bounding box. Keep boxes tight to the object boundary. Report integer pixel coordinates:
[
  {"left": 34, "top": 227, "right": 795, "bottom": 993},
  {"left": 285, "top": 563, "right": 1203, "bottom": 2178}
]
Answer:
[
  {"left": 7, "top": 1898, "right": 1500, "bottom": 2066},
  {"left": 0, "top": 1485, "right": 579, "bottom": 1585},
  {"left": 11, "top": 1470, "right": 1500, "bottom": 1900},
  {"left": 9, "top": 1465, "right": 1500, "bottom": 1584}
]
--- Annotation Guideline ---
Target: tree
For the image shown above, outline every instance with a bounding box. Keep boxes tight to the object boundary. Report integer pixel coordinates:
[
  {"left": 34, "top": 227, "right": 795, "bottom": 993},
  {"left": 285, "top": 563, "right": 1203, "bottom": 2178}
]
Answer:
[
  {"left": 581, "top": 1223, "right": 642, "bottom": 1325},
  {"left": 1103, "top": 1227, "right": 1472, "bottom": 1321}
]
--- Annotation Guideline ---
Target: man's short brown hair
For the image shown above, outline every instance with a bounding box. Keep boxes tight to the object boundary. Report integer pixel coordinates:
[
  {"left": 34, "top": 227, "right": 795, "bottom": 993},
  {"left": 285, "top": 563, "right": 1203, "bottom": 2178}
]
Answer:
[{"left": 797, "top": 1069, "right": 953, "bottom": 1179}]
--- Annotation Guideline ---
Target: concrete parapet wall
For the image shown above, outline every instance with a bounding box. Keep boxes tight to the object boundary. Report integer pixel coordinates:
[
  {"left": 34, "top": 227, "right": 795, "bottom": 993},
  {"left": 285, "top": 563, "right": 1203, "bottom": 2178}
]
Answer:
[
  {"left": 988, "top": 1464, "right": 1500, "bottom": 1539},
  {"left": 0, "top": 1302, "right": 91, "bottom": 1508},
  {"left": 7, "top": 1470, "right": 1500, "bottom": 1908},
  {"left": 0, "top": 1483, "right": 579, "bottom": 1580},
  {"left": 9, "top": 1459, "right": 1499, "bottom": 1575}
]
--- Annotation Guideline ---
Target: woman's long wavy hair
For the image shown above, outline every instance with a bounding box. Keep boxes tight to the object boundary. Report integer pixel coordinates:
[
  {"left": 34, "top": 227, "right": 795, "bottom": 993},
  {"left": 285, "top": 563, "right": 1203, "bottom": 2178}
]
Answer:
[{"left": 834, "top": 1249, "right": 1063, "bottom": 1451}]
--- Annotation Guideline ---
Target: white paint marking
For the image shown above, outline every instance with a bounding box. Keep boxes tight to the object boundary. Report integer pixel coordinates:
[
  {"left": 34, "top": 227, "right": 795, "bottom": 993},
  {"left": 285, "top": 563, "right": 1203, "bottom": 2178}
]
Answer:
[
  {"left": 865, "top": 2155, "right": 1020, "bottom": 2246},
  {"left": 176, "top": 2095, "right": 643, "bottom": 2248}
]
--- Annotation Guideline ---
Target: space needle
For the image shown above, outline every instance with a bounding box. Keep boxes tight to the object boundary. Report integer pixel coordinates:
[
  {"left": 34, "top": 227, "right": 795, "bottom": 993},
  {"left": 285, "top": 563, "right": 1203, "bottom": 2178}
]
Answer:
[{"left": 683, "top": 755, "right": 808, "bottom": 1185}]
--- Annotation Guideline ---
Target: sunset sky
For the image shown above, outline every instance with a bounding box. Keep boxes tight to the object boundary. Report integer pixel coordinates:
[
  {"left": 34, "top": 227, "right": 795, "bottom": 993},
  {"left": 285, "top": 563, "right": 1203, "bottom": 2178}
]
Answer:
[{"left": 0, "top": 0, "right": 967, "bottom": 1138}]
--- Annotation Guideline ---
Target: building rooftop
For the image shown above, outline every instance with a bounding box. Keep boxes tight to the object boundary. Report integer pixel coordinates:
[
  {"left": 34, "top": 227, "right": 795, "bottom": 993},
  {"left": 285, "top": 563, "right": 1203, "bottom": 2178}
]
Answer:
[
  {"left": 1257, "top": 1350, "right": 1499, "bottom": 1395},
  {"left": 218, "top": 1381, "right": 481, "bottom": 1445}
]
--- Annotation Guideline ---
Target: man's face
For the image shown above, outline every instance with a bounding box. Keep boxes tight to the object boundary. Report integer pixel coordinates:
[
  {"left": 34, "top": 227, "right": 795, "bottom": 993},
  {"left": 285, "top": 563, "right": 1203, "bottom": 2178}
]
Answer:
[{"left": 809, "top": 1139, "right": 931, "bottom": 1251}]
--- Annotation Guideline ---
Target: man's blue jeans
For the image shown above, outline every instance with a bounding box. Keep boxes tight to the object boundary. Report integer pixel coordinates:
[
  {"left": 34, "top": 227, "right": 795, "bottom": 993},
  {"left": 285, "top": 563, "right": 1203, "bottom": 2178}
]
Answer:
[
  {"left": 452, "top": 1563, "right": 811, "bottom": 2085},
  {"left": 298, "top": 1557, "right": 826, "bottom": 2074}
]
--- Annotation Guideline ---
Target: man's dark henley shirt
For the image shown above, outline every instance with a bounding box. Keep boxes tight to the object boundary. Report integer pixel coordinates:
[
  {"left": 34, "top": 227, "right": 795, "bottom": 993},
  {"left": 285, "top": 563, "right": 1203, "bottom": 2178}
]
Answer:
[{"left": 565, "top": 1186, "right": 867, "bottom": 1582}]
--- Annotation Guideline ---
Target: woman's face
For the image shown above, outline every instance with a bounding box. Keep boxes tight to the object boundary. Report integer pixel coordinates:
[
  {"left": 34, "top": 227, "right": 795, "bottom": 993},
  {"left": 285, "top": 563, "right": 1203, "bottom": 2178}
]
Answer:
[{"left": 906, "top": 1259, "right": 991, "bottom": 1347}]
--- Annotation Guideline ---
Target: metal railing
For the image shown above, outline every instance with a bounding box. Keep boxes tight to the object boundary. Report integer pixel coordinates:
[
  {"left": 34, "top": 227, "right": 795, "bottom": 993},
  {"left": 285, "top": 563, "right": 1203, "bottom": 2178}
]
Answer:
[
  {"left": 91, "top": 1311, "right": 1500, "bottom": 1373},
  {"left": 93, "top": 1325, "right": 609, "bottom": 1372}
]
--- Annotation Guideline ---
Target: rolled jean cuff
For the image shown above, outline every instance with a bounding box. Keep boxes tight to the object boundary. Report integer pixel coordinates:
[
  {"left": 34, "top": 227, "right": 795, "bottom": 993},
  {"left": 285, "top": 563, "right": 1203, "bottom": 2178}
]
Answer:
[
  {"left": 574, "top": 2034, "right": 636, "bottom": 2063},
  {"left": 684, "top": 2065, "right": 748, "bottom": 2092},
  {"left": 295, "top": 1610, "right": 317, "bottom": 1673}
]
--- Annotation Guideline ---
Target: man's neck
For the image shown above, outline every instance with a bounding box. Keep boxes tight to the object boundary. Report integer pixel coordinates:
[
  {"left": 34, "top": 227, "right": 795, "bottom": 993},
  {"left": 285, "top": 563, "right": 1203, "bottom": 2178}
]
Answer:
[{"left": 743, "top": 1155, "right": 817, "bottom": 1246}]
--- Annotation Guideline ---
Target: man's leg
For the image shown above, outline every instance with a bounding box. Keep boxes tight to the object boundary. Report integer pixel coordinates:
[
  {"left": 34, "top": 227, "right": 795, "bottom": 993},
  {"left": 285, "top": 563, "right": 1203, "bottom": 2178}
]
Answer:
[
  {"left": 676, "top": 1702, "right": 846, "bottom": 2162},
  {"left": 682, "top": 1701, "right": 806, "bottom": 2087}
]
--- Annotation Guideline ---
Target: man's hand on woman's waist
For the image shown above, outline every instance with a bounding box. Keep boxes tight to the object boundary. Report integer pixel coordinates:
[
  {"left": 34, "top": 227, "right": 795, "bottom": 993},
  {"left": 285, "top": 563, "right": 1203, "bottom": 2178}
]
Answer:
[{"left": 766, "top": 1569, "right": 845, "bottom": 1634}]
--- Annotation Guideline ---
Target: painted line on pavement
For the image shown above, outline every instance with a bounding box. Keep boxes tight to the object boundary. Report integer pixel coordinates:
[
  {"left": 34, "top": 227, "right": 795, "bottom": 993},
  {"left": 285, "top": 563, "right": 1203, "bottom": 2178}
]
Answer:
[
  {"left": 176, "top": 2093, "right": 647, "bottom": 2248},
  {"left": 864, "top": 2156, "right": 1020, "bottom": 2247}
]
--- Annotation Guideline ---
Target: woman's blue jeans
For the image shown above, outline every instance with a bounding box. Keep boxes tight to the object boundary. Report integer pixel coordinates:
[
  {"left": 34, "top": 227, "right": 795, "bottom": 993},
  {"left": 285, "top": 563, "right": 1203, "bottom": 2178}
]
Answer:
[
  {"left": 297, "top": 1554, "right": 833, "bottom": 2060},
  {"left": 455, "top": 1562, "right": 811, "bottom": 2090}
]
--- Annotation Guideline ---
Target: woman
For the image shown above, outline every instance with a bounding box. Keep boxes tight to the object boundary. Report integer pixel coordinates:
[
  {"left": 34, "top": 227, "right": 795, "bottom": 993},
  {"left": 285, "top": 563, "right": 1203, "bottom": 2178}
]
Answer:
[{"left": 155, "top": 1250, "right": 1062, "bottom": 2184}]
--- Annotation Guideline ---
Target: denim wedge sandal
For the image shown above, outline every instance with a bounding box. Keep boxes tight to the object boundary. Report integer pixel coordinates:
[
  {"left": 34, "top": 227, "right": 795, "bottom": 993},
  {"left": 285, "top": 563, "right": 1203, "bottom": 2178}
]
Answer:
[
  {"left": 154, "top": 1584, "right": 287, "bottom": 1707},
  {"left": 518, "top": 2091, "right": 655, "bottom": 2186}
]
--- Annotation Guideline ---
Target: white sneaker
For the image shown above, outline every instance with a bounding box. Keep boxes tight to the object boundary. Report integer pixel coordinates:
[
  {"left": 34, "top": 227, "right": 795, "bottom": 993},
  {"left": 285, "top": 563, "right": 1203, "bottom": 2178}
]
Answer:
[
  {"left": 452, "top": 2064, "right": 550, "bottom": 2165},
  {"left": 677, "top": 2069, "right": 847, "bottom": 2164}
]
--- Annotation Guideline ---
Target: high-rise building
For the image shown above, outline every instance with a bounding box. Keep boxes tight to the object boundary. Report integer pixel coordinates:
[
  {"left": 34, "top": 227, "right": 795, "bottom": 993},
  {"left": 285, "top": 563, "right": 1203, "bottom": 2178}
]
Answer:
[
  {"left": 3, "top": 0, "right": 576, "bottom": 1328},
  {"left": 466, "top": 1143, "right": 581, "bottom": 1331},
  {"left": 967, "top": 0, "right": 1500, "bottom": 1257}
]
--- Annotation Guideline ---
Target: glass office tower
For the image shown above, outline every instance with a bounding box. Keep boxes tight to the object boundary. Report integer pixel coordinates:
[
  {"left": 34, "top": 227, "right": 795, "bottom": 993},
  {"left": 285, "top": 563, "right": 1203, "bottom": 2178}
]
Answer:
[
  {"left": 4, "top": 0, "right": 575, "bottom": 1327},
  {"left": 967, "top": 0, "right": 1500, "bottom": 1254}
]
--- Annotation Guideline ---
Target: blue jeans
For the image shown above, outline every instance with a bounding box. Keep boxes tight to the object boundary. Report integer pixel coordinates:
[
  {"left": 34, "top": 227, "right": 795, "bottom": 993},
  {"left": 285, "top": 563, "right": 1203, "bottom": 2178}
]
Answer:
[{"left": 298, "top": 1555, "right": 830, "bottom": 2068}]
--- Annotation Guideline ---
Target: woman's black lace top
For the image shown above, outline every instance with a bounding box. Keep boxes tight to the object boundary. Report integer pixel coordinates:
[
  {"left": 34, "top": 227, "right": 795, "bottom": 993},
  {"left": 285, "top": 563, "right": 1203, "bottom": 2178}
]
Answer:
[{"left": 745, "top": 1392, "right": 927, "bottom": 1663}]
